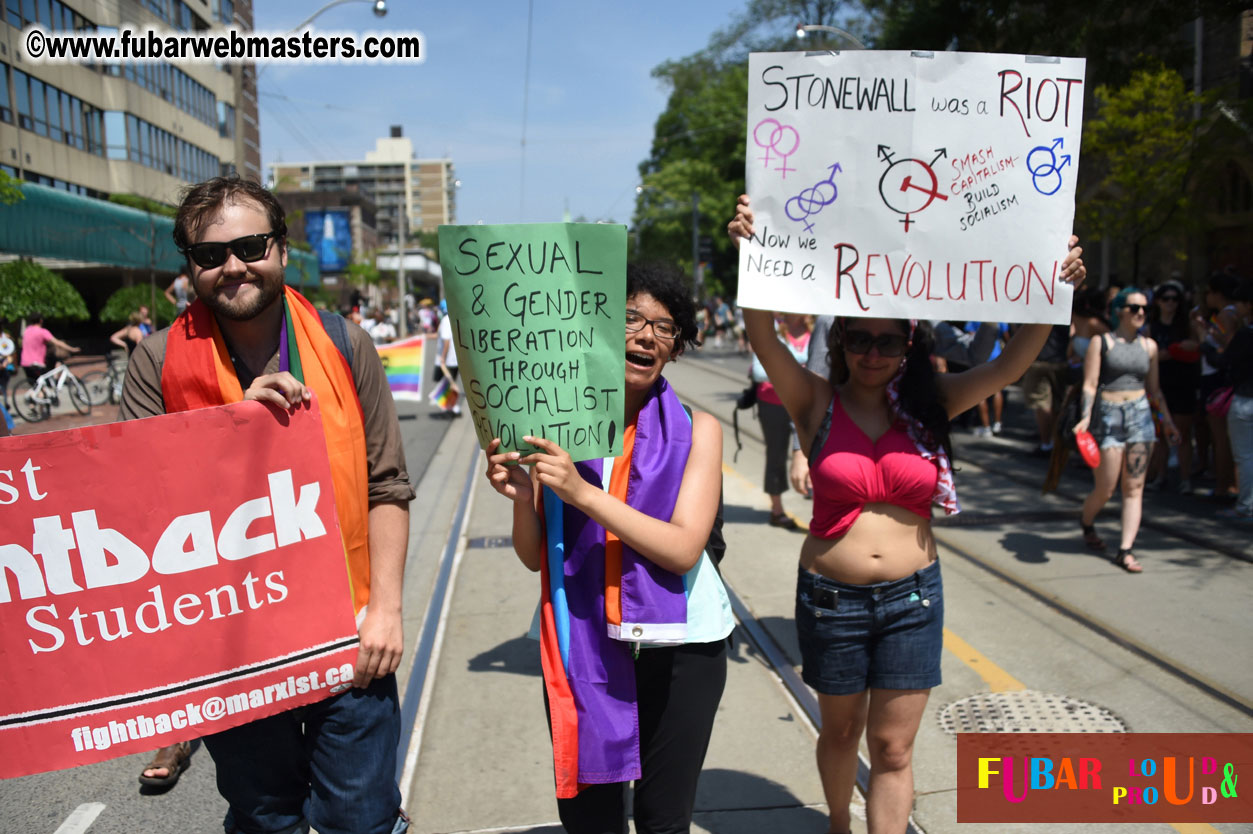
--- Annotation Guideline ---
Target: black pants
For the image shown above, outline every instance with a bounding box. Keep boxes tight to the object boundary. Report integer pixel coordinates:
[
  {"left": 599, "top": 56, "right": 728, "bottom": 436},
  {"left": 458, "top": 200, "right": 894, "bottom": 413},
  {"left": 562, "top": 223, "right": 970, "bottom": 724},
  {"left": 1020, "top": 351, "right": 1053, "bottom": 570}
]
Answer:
[
  {"left": 757, "top": 400, "right": 792, "bottom": 496},
  {"left": 553, "top": 639, "right": 728, "bottom": 834}
]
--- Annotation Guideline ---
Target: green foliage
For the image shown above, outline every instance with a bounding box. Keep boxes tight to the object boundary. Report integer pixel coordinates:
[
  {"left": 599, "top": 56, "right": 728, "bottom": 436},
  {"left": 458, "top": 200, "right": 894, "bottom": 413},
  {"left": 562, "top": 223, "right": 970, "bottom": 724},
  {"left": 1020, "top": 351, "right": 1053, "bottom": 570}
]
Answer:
[
  {"left": 0, "top": 170, "right": 23, "bottom": 206},
  {"left": 633, "top": 0, "right": 862, "bottom": 296},
  {"left": 99, "top": 284, "right": 178, "bottom": 326},
  {"left": 346, "top": 251, "right": 380, "bottom": 287},
  {"left": 861, "top": 0, "right": 1247, "bottom": 90},
  {"left": 416, "top": 229, "right": 440, "bottom": 259},
  {"left": 1079, "top": 67, "right": 1203, "bottom": 280},
  {"left": 108, "top": 193, "right": 177, "bottom": 217},
  {"left": 0, "top": 261, "right": 89, "bottom": 322}
]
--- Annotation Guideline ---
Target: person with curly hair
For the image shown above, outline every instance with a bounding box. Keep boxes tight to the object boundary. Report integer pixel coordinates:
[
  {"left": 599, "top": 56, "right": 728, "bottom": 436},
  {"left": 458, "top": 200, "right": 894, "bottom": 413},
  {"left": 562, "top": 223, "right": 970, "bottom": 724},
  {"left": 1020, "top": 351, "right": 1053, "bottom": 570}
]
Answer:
[
  {"left": 483, "top": 261, "right": 732, "bottom": 834},
  {"left": 729, "top": 194, "right": 1086, "bottom": 834}
]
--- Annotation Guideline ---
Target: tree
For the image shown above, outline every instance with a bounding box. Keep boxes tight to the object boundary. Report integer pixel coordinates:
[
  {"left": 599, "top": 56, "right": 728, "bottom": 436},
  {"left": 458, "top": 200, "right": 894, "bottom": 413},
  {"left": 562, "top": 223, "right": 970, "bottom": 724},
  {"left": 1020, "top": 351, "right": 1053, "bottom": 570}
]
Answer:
[
  {"left": 0, "top": 261, "right": 89, "bottom": 323},
  {"left": 1079, "top": 67, "right": 1203, "bottom": 282},
  {"left": 99, "top": 285, "right": 178, "bottom": 327},
  {"left": 634, "top": 1, "right": 861, "bottom": 295},
  {"left": 108, "top": 193, "right": 176, "bottom": 217},
  {"left": 0, "top": 170, "right": 23, "bottom": 206},
  {"left": 861, "top": 0, "right": 1248, "bottom": 91}
]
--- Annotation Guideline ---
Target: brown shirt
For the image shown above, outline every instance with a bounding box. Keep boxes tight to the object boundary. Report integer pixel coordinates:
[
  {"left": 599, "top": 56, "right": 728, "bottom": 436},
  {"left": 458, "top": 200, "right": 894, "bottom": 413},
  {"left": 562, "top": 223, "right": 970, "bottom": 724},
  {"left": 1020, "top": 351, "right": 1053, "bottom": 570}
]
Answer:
[{"left": 120, "top": 318, "right": 415, "bottom": 505}]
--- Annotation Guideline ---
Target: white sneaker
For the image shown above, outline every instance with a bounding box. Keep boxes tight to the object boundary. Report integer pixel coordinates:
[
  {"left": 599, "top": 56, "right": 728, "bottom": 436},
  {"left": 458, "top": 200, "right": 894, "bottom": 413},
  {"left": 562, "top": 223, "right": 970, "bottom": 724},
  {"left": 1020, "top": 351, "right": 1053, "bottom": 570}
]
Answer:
[
  {"left": 973, "top": 426, "right": 992, "bottom": 437},
  {"left": 991, "top": 421, "right": 1003, "bottom": 434}
]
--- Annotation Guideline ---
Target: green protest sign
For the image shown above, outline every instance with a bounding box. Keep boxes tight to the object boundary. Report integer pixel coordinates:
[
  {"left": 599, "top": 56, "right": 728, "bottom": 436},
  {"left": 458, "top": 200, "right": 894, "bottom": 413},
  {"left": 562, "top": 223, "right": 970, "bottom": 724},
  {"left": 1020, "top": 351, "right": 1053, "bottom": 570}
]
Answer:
[{"left": 438, "top": 223, "right": 626, "bottom": 462}]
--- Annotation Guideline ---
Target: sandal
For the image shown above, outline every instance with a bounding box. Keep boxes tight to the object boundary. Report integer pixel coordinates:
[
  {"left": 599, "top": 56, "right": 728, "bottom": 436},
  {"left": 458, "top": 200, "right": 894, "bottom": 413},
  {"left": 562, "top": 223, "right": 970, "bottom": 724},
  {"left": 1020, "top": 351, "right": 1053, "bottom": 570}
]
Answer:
[
  {"left": 1081, "top": 521, "right": 1106, "bottom": 552},
  {"left": 138, "top": 741, "right": 191, "bottom": 788},
  {"left": 1112, "top": 549, "right": 1143, "bottom": 573},
  {"left": 769, "top": 513, "right": 801, "bottom": 531}
]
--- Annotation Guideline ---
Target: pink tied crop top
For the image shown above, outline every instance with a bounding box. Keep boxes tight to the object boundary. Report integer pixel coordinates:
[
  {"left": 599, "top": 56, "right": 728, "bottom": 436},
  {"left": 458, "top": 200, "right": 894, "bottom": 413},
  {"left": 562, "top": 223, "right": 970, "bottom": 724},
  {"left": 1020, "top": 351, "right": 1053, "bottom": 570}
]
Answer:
[{"left": 809, "top": 395, "right": 939, "bottom": 540}]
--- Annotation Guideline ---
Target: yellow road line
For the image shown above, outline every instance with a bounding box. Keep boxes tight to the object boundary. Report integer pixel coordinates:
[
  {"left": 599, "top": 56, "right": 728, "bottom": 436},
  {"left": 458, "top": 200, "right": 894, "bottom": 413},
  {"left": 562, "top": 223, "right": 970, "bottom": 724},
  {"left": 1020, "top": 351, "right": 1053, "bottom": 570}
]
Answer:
[
  {"left": 721, "top": 459, "right": 1229, "bottom": 834},
  {"left": 941, "top": 628, "right": 1026, "bottom": 693}
]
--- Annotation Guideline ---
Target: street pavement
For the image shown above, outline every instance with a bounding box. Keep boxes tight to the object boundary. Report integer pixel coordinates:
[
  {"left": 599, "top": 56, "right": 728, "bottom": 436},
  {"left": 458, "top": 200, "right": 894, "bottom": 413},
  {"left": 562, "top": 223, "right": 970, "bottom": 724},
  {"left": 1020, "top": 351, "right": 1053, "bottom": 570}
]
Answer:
[
  {"left": 3, "top": 347, "right": 1250, "bottom": 834},
  {"left": 401, "top": 348, "right": 1252, "bottom": 834}
]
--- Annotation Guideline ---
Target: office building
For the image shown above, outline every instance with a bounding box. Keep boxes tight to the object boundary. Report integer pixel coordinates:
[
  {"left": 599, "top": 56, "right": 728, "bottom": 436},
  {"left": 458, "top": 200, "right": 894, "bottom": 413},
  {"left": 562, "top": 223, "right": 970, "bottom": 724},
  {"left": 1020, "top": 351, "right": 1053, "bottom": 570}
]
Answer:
[{"left": 271, "top": 125, "right": 456, "bottom": 244}]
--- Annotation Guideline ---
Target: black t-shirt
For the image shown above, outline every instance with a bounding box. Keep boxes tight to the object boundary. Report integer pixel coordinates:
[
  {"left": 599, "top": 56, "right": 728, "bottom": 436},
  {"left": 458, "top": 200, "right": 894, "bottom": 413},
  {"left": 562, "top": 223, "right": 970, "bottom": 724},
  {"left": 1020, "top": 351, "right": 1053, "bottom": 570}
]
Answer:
[{"left": 1036, "top": 324, "right": 1070, "bottom": 364}]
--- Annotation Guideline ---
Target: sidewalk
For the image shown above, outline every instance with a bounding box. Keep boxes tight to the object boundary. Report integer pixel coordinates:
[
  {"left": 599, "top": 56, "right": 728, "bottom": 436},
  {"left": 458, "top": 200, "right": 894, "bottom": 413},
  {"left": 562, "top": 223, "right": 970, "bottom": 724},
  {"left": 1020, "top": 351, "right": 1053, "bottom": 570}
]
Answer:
[{"left": 404, "top": 412, "right": 834, "bottom": 833}]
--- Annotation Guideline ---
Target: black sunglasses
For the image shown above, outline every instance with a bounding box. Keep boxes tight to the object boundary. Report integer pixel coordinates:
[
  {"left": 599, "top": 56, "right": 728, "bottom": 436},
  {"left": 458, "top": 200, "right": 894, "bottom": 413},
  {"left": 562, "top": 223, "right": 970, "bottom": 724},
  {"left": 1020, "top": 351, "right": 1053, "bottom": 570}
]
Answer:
[
  {"left": 843, "top": 329, "right": 909, "bottom": 357},
  {"left": 181, "top": 232, "right": 279, "bottom": 269},
  {"left": 1123, "top": 304, "right": 1147, "bottom": 314}
]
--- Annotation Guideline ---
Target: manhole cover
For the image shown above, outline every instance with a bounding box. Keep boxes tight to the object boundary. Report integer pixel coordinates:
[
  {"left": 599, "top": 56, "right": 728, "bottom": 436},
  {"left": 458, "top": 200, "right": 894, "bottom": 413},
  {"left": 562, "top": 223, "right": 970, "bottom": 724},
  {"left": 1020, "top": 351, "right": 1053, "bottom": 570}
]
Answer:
[{"left": 937, "top": 690, "right": 1127, "bottom": 736}]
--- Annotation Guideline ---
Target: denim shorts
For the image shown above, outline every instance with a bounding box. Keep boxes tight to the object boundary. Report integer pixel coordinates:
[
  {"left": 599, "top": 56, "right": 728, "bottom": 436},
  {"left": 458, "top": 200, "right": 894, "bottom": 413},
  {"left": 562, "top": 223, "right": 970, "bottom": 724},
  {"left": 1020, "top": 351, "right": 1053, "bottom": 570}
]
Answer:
[
  {"left": 795, "top": 561, "right": 944, "bottom": 695},
  {"left": 1093, "top": 395, "right": 1155, "bottom": 449}
]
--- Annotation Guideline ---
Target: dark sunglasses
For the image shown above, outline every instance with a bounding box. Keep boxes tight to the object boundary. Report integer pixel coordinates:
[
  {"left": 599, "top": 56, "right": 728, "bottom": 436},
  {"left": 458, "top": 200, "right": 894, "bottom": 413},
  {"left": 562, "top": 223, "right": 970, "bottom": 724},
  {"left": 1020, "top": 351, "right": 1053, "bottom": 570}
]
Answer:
[
  {"left": 181, "top": 232, "right": 278, "bottom": 269},
  {"left": 1123, "top": 304, "right": 1147, "bottom": 314},
  {"left": 843, "top": 329, "right": 909, "bottom": 357}
]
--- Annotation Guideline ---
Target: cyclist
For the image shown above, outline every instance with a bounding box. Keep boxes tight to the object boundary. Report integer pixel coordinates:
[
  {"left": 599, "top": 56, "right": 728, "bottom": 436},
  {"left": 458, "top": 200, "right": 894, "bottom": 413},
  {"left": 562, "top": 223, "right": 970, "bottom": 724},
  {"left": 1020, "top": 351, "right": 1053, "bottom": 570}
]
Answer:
[{"left": 20, "top": 312, "right": 80, "bottom": 382}]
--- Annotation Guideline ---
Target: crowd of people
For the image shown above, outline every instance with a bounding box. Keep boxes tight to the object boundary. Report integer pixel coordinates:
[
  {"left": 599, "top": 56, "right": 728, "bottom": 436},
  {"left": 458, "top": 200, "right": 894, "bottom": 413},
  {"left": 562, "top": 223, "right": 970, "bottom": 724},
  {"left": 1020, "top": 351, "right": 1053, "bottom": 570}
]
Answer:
[{"left": 4, "top": 173, "right": 1251, "bottom": 834}]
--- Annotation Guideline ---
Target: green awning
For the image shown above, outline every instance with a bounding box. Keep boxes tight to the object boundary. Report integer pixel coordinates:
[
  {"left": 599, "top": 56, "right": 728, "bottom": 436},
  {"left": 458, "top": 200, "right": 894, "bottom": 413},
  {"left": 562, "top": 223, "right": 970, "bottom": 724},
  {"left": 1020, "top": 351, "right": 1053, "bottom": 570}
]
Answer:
[{"left": 0, "top": 183, "right": 319, "bottom": 285}]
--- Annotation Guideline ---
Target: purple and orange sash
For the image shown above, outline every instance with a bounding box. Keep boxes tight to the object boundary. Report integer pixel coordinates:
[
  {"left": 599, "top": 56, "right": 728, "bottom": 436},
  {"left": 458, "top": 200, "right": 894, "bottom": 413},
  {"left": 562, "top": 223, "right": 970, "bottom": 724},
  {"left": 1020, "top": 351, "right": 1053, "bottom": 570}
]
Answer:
[
  {"left": 161, "top": 287, "right": 372, "bottom": 614},
  {"left": 538, "top": 378, "right": 691, "bottom": 797}
]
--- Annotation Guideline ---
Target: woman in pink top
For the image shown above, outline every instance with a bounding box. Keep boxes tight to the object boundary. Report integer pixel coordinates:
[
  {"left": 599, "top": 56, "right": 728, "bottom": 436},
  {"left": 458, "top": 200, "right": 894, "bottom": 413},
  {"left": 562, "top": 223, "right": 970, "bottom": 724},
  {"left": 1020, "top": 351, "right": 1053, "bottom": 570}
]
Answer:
[{"left": 730, "top": 195, "right": 1086, "bottom": 834}]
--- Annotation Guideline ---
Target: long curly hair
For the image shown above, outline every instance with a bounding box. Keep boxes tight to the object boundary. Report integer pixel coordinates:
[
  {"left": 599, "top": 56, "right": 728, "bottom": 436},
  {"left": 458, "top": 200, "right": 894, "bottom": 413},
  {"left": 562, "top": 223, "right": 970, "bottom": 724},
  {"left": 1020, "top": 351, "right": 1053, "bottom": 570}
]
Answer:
[{"left": 827, "top": 318, "right": 952, "bottom": 458}]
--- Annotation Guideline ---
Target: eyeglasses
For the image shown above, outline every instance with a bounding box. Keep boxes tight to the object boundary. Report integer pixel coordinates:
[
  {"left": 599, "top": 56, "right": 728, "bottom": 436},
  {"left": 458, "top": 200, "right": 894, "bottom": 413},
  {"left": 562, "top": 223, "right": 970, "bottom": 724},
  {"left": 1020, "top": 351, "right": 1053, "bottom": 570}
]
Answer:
[
  {"left": 843, "top": 329, "right": 910, "bottom": 357},
  {"left": 1123, "top": 304, "right": 1147, "bottom": 314},
  {"left": 625, "top": 309, "right": 680, "bottom": 340},
  {"left": 181, "top": 232, "right": 279, "bottom": 269}
]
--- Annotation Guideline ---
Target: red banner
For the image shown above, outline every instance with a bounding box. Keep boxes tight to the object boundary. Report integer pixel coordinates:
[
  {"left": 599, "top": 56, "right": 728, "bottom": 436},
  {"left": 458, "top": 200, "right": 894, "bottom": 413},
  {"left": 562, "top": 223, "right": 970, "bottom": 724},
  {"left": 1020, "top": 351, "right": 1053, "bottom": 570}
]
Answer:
[
  {"left": 957, "top": 732, "right": 1253, "bottom": 823},
  {"left": 0, "top": 399, "right": 359, "bottom": 779}
]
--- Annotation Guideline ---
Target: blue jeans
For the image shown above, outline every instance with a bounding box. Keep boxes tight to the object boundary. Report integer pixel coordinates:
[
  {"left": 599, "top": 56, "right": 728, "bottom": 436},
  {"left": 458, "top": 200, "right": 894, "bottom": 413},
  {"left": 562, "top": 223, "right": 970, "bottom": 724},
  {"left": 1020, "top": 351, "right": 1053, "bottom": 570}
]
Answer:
[
  {"left": 795, "top": 561, "right": 944, "bottom": 695},
  {"left": 204, "top": 674, "right": 407, "bottom": 834},
  {"left": 1228, "top": 395, "right": 1253, "bottom": 516}
]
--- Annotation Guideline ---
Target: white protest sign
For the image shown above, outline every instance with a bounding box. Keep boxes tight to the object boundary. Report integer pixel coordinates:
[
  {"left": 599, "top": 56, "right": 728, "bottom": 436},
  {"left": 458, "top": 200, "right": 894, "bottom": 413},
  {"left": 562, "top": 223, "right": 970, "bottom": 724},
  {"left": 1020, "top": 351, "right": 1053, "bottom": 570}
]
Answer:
[{"left": 737, "top": 50, "right": 1086, "bottom": 324}]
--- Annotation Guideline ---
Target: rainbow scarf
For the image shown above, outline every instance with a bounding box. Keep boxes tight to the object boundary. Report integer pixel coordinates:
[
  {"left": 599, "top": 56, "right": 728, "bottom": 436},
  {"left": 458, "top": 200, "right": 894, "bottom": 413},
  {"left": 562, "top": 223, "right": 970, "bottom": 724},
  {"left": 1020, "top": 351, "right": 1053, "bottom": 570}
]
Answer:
[
  {"left": 539, "top": 378, "right": 690, "bottom": 798},
  {"left": 161, "top": 288, "right": 373, "bottom": 614}
]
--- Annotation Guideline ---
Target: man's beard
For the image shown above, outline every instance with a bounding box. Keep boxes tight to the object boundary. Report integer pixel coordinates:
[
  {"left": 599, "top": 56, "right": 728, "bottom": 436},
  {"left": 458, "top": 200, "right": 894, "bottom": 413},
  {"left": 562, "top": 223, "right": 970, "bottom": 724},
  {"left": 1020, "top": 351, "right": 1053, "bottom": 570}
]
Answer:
[{"left": 196, "top": 275, "right": 283, "bottom": 321}]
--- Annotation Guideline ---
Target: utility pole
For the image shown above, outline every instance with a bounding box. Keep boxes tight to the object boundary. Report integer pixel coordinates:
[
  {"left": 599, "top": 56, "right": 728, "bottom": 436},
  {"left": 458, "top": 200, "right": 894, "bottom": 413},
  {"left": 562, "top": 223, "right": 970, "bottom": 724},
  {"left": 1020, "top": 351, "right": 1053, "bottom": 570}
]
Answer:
[
  {"left": 691, "top": 191, "right": 702, "bottom": 299},
  {"left": 397, "top": 206, "right": 408, "bottom": 338}
]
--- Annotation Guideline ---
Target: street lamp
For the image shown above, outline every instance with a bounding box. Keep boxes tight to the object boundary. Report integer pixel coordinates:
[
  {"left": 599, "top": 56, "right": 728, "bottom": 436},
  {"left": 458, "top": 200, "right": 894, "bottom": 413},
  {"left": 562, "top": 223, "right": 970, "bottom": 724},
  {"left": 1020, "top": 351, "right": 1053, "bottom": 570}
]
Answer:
[
  {"left": 292, "top": 0, "right": 386, "bottom": 32},
  {"left": 795, "top": 23, "right": 867, "bottom": 50}
]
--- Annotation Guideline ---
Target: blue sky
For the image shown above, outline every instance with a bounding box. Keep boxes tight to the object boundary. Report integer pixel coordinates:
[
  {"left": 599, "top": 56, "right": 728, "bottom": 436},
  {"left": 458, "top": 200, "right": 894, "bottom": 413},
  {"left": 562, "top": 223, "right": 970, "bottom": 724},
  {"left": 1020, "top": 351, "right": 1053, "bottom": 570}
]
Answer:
[{"left": 253, "top": 1, "right": 740, "bottom": 227}]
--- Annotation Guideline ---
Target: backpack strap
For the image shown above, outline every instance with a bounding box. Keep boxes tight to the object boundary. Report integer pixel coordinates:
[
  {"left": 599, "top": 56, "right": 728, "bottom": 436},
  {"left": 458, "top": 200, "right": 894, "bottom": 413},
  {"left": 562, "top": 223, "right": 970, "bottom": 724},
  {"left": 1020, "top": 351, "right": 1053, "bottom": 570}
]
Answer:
[
  {"left": 808, "top": 396, "right": 836, "bottom": 470},
  {"left": 318, "top": 310, "right": 355, "bottom": 368}
]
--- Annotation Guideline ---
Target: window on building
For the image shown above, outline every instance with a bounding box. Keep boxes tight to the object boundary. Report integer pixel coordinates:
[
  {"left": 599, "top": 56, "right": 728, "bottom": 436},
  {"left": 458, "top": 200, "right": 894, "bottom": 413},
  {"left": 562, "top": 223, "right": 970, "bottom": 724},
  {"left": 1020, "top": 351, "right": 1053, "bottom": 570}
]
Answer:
[
  {"left": 29, "top": 78, "right": 47, "bottom": 137},
  {"left": 6, "top": 0, "right": 20, "bottom": 28},
  {"left": 104, "top": 111, "right": 127, "bottom": 160},
  {"left": 0, "top": 65, "right": 10, "bottom": 125},
  {"left": 218, "top": 101, "right": 235, "bottom": 139},
  {"left": 47, "top": 87, "right": 62, "bottom": 142},
  {"left": 218, "top": 0, "right": 232, "bottom": 25}
]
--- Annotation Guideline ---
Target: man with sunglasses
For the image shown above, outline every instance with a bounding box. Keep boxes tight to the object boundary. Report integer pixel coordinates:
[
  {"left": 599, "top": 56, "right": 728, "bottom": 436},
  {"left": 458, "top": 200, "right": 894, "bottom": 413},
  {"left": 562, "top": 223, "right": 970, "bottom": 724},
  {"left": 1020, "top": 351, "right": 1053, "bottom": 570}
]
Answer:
[{"left": 120, "top": 175, "right": 414, "bottom": 834}]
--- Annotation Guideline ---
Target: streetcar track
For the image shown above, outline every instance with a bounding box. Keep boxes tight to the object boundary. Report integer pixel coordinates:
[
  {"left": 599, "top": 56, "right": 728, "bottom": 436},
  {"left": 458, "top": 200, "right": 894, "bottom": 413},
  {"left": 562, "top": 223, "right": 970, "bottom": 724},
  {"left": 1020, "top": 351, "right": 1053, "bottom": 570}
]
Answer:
[{"left": 672, "top": 376, "right": 1253, "bottom": 723}]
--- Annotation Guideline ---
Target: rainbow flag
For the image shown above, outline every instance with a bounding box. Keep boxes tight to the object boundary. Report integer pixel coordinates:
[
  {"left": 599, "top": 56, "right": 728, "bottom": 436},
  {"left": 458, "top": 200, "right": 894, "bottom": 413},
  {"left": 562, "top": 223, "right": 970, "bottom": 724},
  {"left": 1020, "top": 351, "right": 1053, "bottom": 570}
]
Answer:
[
  {"left": 376, "top": 335, "right": 424, "bottom": 401},
  {"left": 430, "top": 375, "right": 459, "bottom": 411}
]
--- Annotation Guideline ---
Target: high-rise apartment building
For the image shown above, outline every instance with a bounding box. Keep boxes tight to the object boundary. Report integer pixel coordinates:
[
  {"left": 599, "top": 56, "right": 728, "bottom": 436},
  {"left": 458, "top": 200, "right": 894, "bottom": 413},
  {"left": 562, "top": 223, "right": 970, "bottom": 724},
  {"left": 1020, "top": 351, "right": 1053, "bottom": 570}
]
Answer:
[
  {"left": 271, "top": 126, "right": 455, "bottom": 244},
  {"left": 1, "top": 0, "right": 258, "bottom": 204}
]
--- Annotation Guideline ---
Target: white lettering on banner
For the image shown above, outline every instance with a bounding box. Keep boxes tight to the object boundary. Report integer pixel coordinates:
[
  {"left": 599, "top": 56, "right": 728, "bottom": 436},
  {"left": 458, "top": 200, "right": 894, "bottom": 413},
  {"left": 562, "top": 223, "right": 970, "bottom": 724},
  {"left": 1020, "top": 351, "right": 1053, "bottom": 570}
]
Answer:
[
  {"left": 24, "top": 570, "right": 291, "bottom": 654},
  {"left": 0, "top": 469, "right": 325, "bottom": 604},
  {"left": 737, "top": 50, "right": 1086, "bottom": 324}
]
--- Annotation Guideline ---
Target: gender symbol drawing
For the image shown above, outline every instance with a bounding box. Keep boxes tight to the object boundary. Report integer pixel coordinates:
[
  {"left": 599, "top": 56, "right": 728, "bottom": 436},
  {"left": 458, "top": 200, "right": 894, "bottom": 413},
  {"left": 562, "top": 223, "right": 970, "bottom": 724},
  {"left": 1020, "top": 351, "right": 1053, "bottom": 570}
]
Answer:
[
  {"left": 753, "top": 118, "right": 800, "bottom": 179},
  {"left": 785, "top": 163, "right": 843, "bottom": 233},
  {"left": 1027, "top": 137, "right": 1071, "bottom": 196},
  {"left": 876, "top": 146, "right": 948, "bottom": 232}
]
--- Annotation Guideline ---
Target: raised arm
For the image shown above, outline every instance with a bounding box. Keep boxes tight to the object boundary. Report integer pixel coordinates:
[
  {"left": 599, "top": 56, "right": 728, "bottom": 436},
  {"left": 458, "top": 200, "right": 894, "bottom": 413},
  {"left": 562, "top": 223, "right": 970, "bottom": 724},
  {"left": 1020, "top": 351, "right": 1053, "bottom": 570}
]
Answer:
[
  {"left": 521, "top": 413, "right": 723, "bottom": 575},
  {"left": 939, "top": 238, "right": 1085, "bottom": 417},
  {"left": 727, "top": 195, "right": 829, "bottom": 440}
]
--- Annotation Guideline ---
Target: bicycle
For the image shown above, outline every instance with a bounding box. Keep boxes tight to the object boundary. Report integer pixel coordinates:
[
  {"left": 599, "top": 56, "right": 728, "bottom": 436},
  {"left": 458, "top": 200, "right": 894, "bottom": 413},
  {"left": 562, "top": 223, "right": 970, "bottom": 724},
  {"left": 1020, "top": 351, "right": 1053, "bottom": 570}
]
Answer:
[
  {"left": 11, "top": 363, "right": 92, "bottom": 423},
  {"left": 81, "top": 353, "right": 127, "bottom": 407}
]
